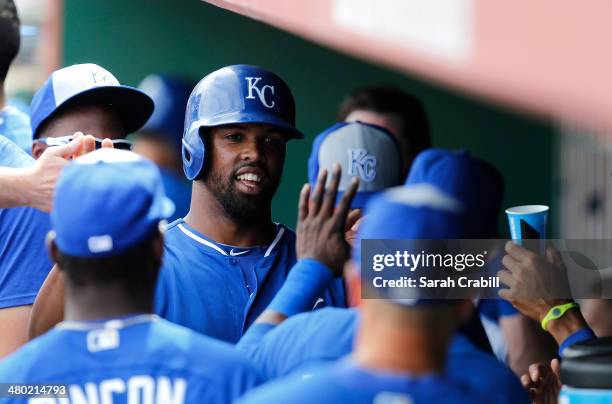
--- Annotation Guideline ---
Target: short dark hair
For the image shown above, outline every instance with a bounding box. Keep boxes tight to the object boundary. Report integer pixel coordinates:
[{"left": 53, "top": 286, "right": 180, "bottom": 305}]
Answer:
[
  {"left": 0, "top": 0, "right": 20, "bottom": 82},
  {"left": 337, "top": 85, "right": 431, "bottom": 162},
  {"left": 55, "top": 234, "right": 160, "bottom": 300}
]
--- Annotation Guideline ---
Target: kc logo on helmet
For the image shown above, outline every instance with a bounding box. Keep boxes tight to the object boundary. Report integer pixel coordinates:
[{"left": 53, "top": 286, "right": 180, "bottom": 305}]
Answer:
[
  {"left": 347, "top": 149, "right": 377, "bottom": 183},
  {"left": 245, "top": 77, "right": 275, "bottom": 108}
]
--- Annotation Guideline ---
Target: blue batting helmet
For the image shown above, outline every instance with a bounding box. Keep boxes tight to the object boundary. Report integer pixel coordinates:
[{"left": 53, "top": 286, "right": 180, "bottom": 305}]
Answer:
[{"left": 182, "top": 64, "right": 304, "bottom": 180}]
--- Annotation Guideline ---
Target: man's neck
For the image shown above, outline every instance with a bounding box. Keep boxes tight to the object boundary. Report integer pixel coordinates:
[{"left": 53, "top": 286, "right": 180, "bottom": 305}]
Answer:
[
  {"left": 64, "top": 286, "right": 152, "bottom": 322},
  {"left": 184, "top": 181, "right": 276, "bottom": 247},
  {"left": 353, "top": 304, "right": 449, "bottom": 375}
]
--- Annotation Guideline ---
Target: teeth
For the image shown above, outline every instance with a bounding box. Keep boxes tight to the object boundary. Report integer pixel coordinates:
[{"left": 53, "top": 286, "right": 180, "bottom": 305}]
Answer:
[{"left": 237, "top": 173, "right": 261, "bottom": 182}]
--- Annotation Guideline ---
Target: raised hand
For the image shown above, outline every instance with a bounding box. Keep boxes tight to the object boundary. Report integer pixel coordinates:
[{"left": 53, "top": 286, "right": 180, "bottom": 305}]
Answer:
[{"left": 296, "top": 164, "right": 359, "bottom": 276}]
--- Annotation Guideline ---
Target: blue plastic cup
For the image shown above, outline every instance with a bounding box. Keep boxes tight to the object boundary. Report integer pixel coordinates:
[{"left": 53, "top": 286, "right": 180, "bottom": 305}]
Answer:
[{"left": 505, "top": 205, "right": 548, "bottom": 254}]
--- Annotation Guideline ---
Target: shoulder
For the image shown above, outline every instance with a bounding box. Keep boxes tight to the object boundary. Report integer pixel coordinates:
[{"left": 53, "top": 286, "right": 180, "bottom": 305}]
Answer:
[
  {"left": 285, "top": 307, "right": 357, "bottom": 330},
  {"left": 153, "top": 319, "right": 260, "bottom": 375},
  {"left": 0, "top": 329, "right": 63, "bottom": 380},
  {"left": 278, "top": 224, "right": 296, "bottom": 239},
  {"left": 279, "top": 308, "right": 358, "bottom": 351},
  {"left": 261, "top": 308, "right": 357, "bottom": 348},
  {"left": 159, "top": 220, "right": 198, "bottom": 269},
  {"left": 236, "top": 366, "right": 340, "bottom": 404},
  {"left": 162, "top": 219, "right": 186, "bottom": 242},
  {"left": 447, "top": 346, "right": 527, "bottom": 402},
  {"left": 260, "top": 308, "right": 357, "bottom": 372}
]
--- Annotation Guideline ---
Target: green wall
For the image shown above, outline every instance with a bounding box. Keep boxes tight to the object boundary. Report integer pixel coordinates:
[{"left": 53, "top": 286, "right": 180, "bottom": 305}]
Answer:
[{"left": 63, "top": 0, "right": 556, "bottom": 236}]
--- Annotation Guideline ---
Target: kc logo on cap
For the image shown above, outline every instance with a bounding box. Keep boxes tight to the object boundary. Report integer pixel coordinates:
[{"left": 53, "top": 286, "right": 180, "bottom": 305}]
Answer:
[
  {"left": 308, "top": 121, "right": 403, "bottom": 209},
  {"left": 347, "top": 148, "right": 377, "bottom": 183}
]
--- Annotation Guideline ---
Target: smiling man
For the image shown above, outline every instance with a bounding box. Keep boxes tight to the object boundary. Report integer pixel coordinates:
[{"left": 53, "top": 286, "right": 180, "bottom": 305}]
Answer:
[{"left": 154, "top": 65, "right": 345, "bottom": 343}]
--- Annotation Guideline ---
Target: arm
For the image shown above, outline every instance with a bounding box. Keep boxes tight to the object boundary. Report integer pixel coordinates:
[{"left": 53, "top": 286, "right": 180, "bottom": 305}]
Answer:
[
  {"left": 0, "top": 306, "right": 32, "bottom": 357},
  {"left": 238, "top": 165, "right": 358, "bottom": 357},
  {"left": 28, "top": 265, "right": 65, "bottom": 339},
  {"left": 499, "top": 242, "right": 595, "bottom": 355},
  {"left": 500, "top": 314, "right": 557, "bottom": 376},
  {"left": 0, "top": 135, "right": 91, "bottom": 211},
  {"left": 254, "top": 165, "right": 358, "bottom": 327}
]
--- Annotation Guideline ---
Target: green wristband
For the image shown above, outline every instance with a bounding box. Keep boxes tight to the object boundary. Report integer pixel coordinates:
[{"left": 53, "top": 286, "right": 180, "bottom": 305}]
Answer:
[{"left": 541, "top": 302, "right": 579, "bottom": 331}]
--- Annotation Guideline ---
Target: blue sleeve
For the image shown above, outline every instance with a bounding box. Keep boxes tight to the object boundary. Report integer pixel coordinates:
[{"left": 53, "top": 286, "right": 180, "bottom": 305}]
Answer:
[
  {"left": 559, "top": 327, "right": 597, "bottom": 357},
  {"left": 267, "top": 259, "right": 334, "bottom": 317},
  {"left": 236, "top": 309, "right": 356, "bottom": 381},
  {"left": 0, "top": 135, "right": 34, "bottom": 168},
  {"left": 236, "top": 323, "right": 277, "bottom": 374}
]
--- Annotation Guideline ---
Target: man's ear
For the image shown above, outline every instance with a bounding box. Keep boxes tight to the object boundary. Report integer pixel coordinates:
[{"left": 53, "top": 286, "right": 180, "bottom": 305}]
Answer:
[
  {"left": 46, "top": 231, "right": 62, "bottom": 270},
  {"left": 32, "top": 140, "right": 47, "bottom": 160}
]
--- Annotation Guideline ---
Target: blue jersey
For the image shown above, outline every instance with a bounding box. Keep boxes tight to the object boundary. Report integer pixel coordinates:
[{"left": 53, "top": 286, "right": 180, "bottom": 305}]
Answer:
[
  {"left": 0, "top": 315, "right": 262, "bottom": 403},
  {"left": 237, "top": 359, "right": 487, "bottom": 404},
  {"left": 0, "top": 105, "right": 31, "bottom": 155},
  {"left": 0, "top": 207, "right": 52, "bottom": 308},
  {"left": 0, "top": 135, "right": 33, "bottom": 168},
  {"left": 237, "top": 307, "right": 529, "bottom": 403},
  {"left": 479, "top": 299, "right": 520, "bottom": 362},
  {"left": 0, "top": 135, "right": 52, "bottom": 309},
  {"left": 158, "top": 169, "right": 191, "bottom": 222},
  {"left": 154, "top": 219, "right": 345, "bottom": 343}
]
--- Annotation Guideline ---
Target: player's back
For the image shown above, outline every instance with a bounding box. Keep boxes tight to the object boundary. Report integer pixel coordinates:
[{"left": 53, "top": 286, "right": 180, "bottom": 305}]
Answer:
[
  {"left": 237, "top": 359, "right": 487, "bottom": 404},
  {"left": 238, "top": 307, "right": 528, "bottom": 403},
  {"left": 0, "top": 315, "right": 261, "bottom": 403}
]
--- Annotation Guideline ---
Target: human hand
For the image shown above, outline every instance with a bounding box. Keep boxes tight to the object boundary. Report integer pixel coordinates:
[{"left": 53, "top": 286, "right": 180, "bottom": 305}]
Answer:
[
  {"left": 24, "top": 133, "right": 115, "bottom": 212},
  {"left": 498, "top": 242, "right": 570, "bottom": 322},
  {"left": 521, "top": 359, "right": 561, "bottom": 404},
  {"left": 296, "top": 164, "right": 359, "bottom": 276}
]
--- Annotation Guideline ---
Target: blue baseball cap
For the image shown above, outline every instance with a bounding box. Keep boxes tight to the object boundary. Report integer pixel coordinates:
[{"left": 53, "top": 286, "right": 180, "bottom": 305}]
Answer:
[
  {"left": 406, "top": 149, "right": 504, "bottom": 238},
  {"left": 30, "top": 64, "right": 154, "bottom": 138},
  {"left": 354, "top": 184, "right": 465, "bottom": 305},
  {"left": 51, "top": 149, "right": 174, "bottom": 258},
  {"left": 308, "top": 121, "right": 403, "bottom": 209},
  {"left": 138, "top": 74, "right": 194, "bottom": 152}
]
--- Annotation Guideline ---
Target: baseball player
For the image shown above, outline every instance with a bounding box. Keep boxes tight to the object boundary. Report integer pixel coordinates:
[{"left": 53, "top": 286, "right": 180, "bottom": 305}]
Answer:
[
  {"left": 407, "top": 149, "right": 558, "bottom": 375},
  {"left": 259, "top": 121, "right": 403, "bottom": 318},
  {"left": 0, "top": 0, "right": 31, "bottom": 154},
  {"left": 237, "top": 185, "right": 509, "bottom": 404},
  {"left": 1, "top": 63, "right": 153, "bottom": 354},
  {"left": 337, "top": 85, "right": 432, "bottom": 177},
  {"left": 135, "top": 74, "right": 194, "bottom": 221},
  {"left": 236, "top": 150, "right": 529, "bottom": 402},
  {"left": 0, "top": 149, "right": 262, "bottom": 403},
  {"left": 152, "top": 64, "right": 345, "bottom": 342}
]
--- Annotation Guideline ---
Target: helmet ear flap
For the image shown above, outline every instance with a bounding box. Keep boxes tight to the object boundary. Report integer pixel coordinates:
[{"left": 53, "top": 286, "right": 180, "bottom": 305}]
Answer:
[{"left": 182, "top": 125, "right": 205, "bottom": 180}]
